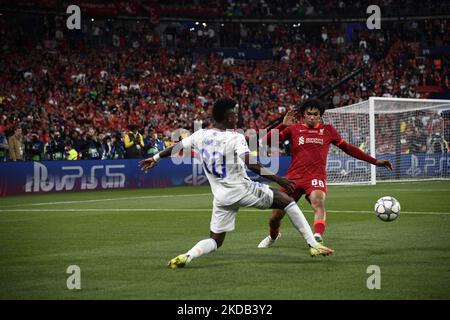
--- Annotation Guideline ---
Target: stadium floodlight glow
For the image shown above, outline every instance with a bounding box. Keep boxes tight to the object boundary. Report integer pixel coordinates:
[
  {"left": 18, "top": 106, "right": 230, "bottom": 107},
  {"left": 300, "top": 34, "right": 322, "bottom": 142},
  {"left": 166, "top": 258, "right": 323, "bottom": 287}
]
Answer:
[
  {"left": 195, "top": 21, "right": 199, "bottom": 25},
  {"left": 202, "top": 23, "right": 207, "bottom": 27},
  {"left": 91, "top": 18, "right": 94, "bottom": 22}
]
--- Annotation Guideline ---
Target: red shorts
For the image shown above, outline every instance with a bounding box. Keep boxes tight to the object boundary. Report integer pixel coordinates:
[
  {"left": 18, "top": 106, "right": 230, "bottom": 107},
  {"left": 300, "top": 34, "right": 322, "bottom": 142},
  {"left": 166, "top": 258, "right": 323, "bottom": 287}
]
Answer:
[{"left": 280, "top": 176, "right": 327, "bottom": 202}]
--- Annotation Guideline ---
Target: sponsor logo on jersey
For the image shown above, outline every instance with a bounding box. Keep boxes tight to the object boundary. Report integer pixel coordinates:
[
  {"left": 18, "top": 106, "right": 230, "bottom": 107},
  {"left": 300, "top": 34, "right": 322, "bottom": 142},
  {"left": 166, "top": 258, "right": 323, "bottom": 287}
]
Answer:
[
  {"left": 306, "top": 137, "right": 324, "bottom": 145},
  {"left": 319, "top": 129, "right": 324, "bottom": 135},
  {"left": 299, "top": 136, "right": 324, "bottom": 145}
]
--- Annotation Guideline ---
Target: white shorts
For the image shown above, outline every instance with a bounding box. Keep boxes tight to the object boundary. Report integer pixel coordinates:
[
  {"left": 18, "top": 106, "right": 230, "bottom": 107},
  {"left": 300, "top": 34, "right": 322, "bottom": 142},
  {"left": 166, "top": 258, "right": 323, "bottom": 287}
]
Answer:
[{"left": 210, "top": 181, "right": 274, "bottom": 233}]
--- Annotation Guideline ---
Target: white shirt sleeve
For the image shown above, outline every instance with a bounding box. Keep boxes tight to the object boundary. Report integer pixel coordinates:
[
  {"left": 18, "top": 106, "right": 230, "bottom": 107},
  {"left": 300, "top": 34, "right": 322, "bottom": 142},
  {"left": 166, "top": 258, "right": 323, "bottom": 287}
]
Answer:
[
  {"left": 235, "top": 133, "right": 251, "bottom": 156},
  {"left": 180, "top": 130, "right": 199, "bottom": 150},
  {"left": 181, "top": 135, "right": 193, "bottom": 149}
]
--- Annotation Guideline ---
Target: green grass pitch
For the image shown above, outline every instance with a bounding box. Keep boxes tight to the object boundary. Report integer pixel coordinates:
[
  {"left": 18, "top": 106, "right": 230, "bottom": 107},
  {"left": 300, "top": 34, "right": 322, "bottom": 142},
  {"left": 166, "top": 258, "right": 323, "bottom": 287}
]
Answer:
[{"left": 1, "top": 181, "right": 449, "bottom": 300}]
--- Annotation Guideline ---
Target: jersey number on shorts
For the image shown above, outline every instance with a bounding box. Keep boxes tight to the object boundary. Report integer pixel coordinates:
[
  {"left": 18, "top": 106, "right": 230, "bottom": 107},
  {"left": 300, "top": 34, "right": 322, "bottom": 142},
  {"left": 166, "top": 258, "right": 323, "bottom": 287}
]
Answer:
[
  {"left": 311, "top": 179, "right": 325, "bottom": 188},
  {"left": 200, "top": 148, "right": 227, "bottom": 178}
]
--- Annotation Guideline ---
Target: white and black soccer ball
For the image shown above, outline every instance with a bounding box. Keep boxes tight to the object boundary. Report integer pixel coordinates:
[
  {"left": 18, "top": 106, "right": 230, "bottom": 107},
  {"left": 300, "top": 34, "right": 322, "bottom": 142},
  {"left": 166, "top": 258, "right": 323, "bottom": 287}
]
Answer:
[{"left": 374, "top": 196, "right": 401, "bottom": 222}]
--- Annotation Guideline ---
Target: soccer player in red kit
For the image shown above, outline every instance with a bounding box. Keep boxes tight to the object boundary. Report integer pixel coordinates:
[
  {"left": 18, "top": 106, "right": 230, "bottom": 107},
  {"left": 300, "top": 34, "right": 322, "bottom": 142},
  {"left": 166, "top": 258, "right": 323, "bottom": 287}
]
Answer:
[{"left": 258, "top": 99, "right": 393, "bottom": 248}]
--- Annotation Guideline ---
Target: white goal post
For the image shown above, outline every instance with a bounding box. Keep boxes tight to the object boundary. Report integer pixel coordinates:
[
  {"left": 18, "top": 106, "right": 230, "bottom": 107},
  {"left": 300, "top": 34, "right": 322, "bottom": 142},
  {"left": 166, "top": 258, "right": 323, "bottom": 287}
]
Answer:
[{"left": 323, "top": 97, "right": 450, "bottom": 185}]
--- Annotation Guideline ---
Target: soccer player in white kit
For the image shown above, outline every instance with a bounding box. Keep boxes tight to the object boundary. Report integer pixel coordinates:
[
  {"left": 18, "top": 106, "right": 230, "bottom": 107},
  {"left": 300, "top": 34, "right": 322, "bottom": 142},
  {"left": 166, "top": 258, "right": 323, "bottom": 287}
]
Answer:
[{"left": 139, "top": 98, "right": 334, "bottom": 268}]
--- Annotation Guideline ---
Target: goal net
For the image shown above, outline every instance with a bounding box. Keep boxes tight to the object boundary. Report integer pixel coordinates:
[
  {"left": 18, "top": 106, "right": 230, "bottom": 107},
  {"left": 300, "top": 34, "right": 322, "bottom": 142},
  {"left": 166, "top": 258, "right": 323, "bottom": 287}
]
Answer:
[{"left": 323, "top": 97, "right": 450, "bottom": 184}]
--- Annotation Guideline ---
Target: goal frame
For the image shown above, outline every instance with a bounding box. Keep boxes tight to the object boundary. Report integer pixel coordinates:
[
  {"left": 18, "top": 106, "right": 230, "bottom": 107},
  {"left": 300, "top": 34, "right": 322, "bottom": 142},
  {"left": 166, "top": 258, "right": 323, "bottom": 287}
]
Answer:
[{"left": 326, "top": 97, "right": 450, "bottom": 185}]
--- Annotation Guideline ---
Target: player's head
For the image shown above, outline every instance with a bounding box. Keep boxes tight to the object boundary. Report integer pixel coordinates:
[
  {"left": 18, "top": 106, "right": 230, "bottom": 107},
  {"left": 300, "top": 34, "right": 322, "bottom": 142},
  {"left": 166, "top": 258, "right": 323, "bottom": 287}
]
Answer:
[
  {"left": 212, "top": 98, "right": 238, "bottom": 129},
  {"left": 299, "top": 99, "right": 325, "bottom": 128}
]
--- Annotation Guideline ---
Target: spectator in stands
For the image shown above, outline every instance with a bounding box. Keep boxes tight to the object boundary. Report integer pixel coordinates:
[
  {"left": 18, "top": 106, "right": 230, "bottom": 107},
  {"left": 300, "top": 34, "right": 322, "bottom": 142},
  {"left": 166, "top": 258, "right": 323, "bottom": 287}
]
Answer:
[
  {"left": 82, "top": 128, "right": 102, "bottom": 160},
  {"left": 0, "top": 128, "right": 9, "bottom": 162},
  {"left": 25, "top": 132, "right": 44, "bottom": 161},
  {"left": 143, "top": 129, "right": 159, "bottom": 156},
  {"left": 155, "top": 133, "right": 166, "bottom": 152},
  {"left": 65, "top": 141, "right": 78, "bottom": 160},
  {"left": 8, "top": 127, "right": 23, "bottom": 161},
  {"left": 46, "top": 131, "right": 65, "bottom": 160},
  {"left": 163, "top": 135, "right": 174, "bottom": 148},
  {"left": 111, "top": 133, "right": 126, "bottom": 159},
  {"left": 99, "top": 135, "right": 113, "bottom": 160},
  {"left": 428, "top": 133, "right": 448, "bottom": 153},
  {"left": 70, "top": 130, "right": 84, "bottom": 155},
  {"left": 0, "top": 11, "right": 448, "bottom": 161},
  {"left": 124, "top": 125, "right": 144, "bottom": 158}
]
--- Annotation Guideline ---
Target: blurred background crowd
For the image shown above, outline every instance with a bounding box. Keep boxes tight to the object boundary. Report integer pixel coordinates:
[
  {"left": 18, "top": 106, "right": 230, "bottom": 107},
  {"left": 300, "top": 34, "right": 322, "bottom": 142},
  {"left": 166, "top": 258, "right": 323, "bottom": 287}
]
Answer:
[{"left": 0, "top": 0, "right": 449, "bottom": 161}]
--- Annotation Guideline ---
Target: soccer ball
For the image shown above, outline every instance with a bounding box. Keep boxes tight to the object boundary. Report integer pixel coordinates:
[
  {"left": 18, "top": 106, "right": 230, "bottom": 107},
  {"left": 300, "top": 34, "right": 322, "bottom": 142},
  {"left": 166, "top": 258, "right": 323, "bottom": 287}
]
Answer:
[{"left": 374, "top": 196, "right": 400, "bottom": 222}]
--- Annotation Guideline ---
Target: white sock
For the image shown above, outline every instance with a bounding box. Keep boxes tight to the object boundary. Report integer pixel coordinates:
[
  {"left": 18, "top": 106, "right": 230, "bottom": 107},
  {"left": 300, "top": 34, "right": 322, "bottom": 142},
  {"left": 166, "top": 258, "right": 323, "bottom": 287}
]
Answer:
[
  {"left": 186, "top": 238, "right": 217, "bottom": 263},
  {"left": 284, "top": 201, "right": 318, "bottom": 246}
]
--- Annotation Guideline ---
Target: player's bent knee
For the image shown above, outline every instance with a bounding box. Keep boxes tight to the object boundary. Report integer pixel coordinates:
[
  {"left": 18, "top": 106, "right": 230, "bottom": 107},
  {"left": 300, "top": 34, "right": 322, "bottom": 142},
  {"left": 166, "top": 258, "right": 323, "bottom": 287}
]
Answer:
[{"left": 271, "top": 189, "right": 294, "bottom": 209}]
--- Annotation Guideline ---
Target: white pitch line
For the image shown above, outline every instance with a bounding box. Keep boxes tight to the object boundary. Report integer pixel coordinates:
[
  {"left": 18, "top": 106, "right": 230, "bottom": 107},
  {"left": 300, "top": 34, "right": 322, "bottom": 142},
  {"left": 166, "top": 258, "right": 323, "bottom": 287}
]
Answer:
[
  {"left": 0, "top": 193, "right": 211, "bottom": 208},
  {"left": 0, "top": 208, "right": 449, "bottom": 215}
]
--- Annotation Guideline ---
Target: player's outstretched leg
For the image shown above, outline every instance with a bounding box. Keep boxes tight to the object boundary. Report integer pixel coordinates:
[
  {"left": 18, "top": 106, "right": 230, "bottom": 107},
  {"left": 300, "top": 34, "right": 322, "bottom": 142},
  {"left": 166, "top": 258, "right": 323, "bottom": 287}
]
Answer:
[
  {"left": 168, "top": 232, "right": 224, "bottom": 269},
  {"left": 257, "top": 209, "right": 284, "bottom": 248},
  {"left": 270, "top": 189, "right": 334, "bottom": 257},
  {"left": 257, "top": 232, "right": 281, "bottom": 248},
  {"left": 167, "top": 254, "right": 189, "bottom": 269},
  {"left": 309, "top": 190, "right": 327, "bottom": 244}
]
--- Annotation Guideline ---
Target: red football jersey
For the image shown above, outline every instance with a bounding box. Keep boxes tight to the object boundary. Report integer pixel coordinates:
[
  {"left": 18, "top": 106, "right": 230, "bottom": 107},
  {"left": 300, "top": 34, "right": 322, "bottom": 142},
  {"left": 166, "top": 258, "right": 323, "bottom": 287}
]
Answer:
[{"left": 280, "top": 122, "right": 344, "bottom": 179}]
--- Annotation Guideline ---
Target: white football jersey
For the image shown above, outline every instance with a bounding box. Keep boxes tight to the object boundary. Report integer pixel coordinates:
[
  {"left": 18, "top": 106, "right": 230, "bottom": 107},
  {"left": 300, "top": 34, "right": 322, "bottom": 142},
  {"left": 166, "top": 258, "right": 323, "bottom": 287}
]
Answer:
[{"left": 181, "top": 128, "right": 252, "bottom": 205}]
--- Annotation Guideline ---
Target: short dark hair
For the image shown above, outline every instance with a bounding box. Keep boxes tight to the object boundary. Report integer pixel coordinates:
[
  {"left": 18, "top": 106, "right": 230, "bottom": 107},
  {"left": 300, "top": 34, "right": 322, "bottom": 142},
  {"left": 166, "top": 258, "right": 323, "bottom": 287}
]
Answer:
[
  {"left": 213, "top": 98, "right": 237, "bottom": 122},
  {"left": 299, "top": 98, "right": 325, "bottom": 116}
]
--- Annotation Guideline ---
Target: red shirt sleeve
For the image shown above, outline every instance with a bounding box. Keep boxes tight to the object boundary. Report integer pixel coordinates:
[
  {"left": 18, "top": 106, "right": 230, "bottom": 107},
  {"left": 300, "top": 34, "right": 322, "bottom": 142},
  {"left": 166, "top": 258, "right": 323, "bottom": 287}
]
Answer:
[
  {"left": 338, "top": 140, "right": 377, "bottom": 165},
  {"left": 329, "top": 125, "right": 345, "bottom": 147}
]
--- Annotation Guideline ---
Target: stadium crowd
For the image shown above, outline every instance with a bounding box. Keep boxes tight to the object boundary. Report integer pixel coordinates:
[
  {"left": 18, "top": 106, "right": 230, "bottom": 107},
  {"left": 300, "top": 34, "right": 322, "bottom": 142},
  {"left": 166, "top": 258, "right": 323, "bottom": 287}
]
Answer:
[
  {"left": 158, "top": 0, "right": 450, "bottom": 18},
  {"left": 0, "top": 11, "right": 449, "bottom": 161}
]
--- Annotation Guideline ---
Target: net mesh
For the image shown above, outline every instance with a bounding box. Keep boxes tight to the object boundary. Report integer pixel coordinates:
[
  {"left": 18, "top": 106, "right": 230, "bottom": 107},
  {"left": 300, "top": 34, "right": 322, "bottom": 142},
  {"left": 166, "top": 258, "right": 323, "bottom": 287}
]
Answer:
[{"left": 323, "top": 98, "right": 450, "bottom": 184}]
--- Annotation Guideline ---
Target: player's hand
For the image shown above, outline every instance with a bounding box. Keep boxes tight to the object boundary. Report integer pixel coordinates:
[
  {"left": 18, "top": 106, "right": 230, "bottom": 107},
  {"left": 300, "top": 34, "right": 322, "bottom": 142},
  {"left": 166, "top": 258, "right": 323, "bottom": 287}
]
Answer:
[
  {"left": 376, "top": 159, "right": 393, "bottom": 171},
  {"left": 276, "top": 176, "right": 296, "bottom": 193},
  {"left": 283, "top": 109, "right": 299, "bottom": 127},
  {"left": 139, "top": 157, "right": 157, "bottom": 173}
]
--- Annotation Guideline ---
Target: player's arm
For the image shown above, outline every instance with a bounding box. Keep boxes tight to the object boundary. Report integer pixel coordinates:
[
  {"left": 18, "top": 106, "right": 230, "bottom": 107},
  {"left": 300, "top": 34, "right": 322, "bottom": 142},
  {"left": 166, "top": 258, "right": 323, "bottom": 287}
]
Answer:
[
  {"left": 337, "top": 140, "right": 393, "bottom": 170},
  {"left": 140, "top": 131, "right": 198, "bottom": 172},
  {"left": 240, "top": 153, "right": 295, "bottom": 193},
  {"left": 139, "top": 144, "right": 176, "bottom": 172},
  {"left": 261, "top": 109, "right": 297, "bottom": 145}
]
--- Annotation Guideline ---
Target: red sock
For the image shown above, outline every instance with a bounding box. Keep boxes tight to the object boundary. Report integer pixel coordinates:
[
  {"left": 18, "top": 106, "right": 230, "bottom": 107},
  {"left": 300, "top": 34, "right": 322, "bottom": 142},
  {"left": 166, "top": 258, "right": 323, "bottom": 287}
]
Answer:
[
  {"left": 270, "top": 227, "right": 279, "bottom": 240},
  {"left": 314, "top": 219, "right": 326, "bottom": 236}
]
